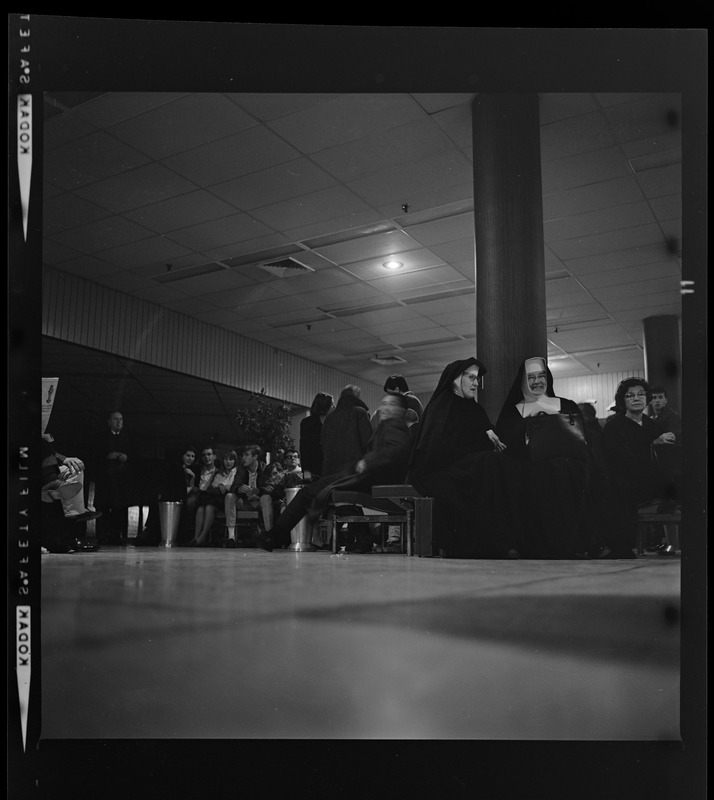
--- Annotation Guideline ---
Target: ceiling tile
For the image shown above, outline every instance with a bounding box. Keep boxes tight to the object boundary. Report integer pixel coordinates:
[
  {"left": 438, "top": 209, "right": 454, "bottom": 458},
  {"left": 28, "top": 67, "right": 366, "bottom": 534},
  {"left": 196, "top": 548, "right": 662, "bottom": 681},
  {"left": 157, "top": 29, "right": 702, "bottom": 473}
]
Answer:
[
  {"left": 123, "top": 190, "right": 238, "bottom": 234},
  {"left": 635, "top": 164, "right": 682, "bottom": 200},
  {"left": 543, "top": 175, "right": 643, "bottom": 221},
  {"left": 312, "top": 117, "right": 454, "bottom": 183},
  {"left": 538, "top": 93, "right": 599, "bottom": 125},
  {"left": 580, "top": 260, "right": 679, "bottom": 289},
  {"left": 649, "top": 195, "right": 681, "bottom": 223},
  {"left": 210, "top": 157, "right": 338, "bottom": 210},
  {"left": 249, "top": 186, "right": 373, "bottom": 232},
  {"left": 544, "top": 201, "right": 655, "bottom": 242},
  {"left": 48, "top": 215, "right": 152, "bottom": 254},
  {"left": 43, "top": 131, "right": 151, "bottom": 190},
  {"left": 74, "top": 162, "right": 198, "bottom": 213},
  {"left": 565, "top": 242, "right": 672, "bottom": 275},
  {"left": 163, "top": 126, "right": 301, "bottom": 186},
  {"left": 43, "top": 192, "right": 111, "bottom": 235},
  {"left": 99, "top": 235, "right": 194, "bottom": 270},
  {"left": 541, "top": 146, "right": 631, "bottom": 194},
  {"left": 109, "top": 93, "right": 257, "bottom": 159},
  {"left": 347, "top": 149, "right": 473, "bottom": 207},
  {"left": 431, "top": 103, "right": 473, "bottom": 148},
  {"left": 549, "top": 223, "right": 664, "bottom": 261},
  {"left": 66, "top": 92, "right": 187, "bottom": 129},
  {"left": 167, "top": 213, "right": 275, "bottom": 251},
  {"left": 266, "top": 94, "right": 426, "bottom": 153},
  {"left": 402, "top": 212, "right": 474, "bottom": 247},
  {"left": 540, "top": 111, "right": 615, "bottom": 162},
  {"left": 228, "top": 93, "right": 340, "bottom": 121}
]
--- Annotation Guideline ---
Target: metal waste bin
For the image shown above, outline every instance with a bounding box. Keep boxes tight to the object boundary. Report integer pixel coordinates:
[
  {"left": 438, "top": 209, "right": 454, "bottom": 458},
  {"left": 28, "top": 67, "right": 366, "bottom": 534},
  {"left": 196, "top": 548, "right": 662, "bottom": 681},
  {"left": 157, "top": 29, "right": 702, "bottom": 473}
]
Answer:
[
  {"left": 285, "top": 487, "right": 316, "bottom": 552},
  {"left": 158, "top": 501, "right": 183, "bottom": 548}
]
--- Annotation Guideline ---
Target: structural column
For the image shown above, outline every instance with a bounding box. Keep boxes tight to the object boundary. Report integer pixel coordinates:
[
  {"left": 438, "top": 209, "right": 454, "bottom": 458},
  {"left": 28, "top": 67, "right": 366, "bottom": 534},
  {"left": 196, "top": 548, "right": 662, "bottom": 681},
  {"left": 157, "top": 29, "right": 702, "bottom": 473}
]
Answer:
[
  {"left": 643, "top": 314, "right": 681, "bottom": 413},
  {"left": 472, "top": 93, "right": 546, "bottom": 422}
]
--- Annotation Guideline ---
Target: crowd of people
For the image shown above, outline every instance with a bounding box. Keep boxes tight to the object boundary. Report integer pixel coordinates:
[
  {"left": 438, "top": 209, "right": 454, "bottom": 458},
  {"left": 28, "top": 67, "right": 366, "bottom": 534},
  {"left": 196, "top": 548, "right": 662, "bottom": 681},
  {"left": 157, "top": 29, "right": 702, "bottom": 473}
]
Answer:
[{"left": 41, "top": 367, "right": 681, "bottom": 559}]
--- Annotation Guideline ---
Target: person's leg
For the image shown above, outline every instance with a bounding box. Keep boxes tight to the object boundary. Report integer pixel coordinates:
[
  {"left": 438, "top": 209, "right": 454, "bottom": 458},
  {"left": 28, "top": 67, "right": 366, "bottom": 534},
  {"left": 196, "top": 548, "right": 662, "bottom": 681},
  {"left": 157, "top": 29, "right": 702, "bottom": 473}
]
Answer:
[
  {"left": 258, "top": 485, "right": 314, "bottom": 550},
  {"left": 260, "top": 494, "right": 274, "bottom": 532},
  {"left": 193, "top": 506, "right": 205, "bottom": 538},
  {"left": 58, "top": 469, "right": 91, "bottom": 517},
  {"left": 224, "top": 493, "right": 237, "bottom": 541},
  {"left": 196, "top": 504, "right": 216, "bottom": 545}
]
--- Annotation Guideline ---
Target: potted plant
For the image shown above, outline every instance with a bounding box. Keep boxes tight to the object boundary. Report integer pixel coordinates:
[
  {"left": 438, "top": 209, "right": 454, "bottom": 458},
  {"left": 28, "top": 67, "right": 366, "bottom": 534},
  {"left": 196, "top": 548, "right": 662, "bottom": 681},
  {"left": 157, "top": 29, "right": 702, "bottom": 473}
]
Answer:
[{"left": 235, "top": 391, "right": 295, "bottom": 459}]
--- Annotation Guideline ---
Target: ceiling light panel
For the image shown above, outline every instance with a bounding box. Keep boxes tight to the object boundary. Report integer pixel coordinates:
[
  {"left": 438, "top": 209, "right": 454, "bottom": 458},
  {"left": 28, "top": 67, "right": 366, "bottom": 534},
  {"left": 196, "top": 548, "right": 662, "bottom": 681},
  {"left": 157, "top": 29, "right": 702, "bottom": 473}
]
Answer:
[
  {"left": 341, "top": 248, "right": 446, "bottom": 281},
  {"left": 311, "top": 229, "right": 420, "bottom": 265}
]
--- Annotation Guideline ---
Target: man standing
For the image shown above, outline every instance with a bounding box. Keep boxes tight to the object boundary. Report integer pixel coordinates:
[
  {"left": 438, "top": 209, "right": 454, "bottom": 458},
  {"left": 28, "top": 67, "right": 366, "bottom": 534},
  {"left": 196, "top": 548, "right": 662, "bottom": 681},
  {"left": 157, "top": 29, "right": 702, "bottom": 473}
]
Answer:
[
  {"left": 257, "top": 393, "right": 412, "bottom": 551},
  {"left": 646, "top": 386, "right": 682, "bottom": 440},
  {"left": 93, "top": 410, "right": 137, "bottom": 544}
]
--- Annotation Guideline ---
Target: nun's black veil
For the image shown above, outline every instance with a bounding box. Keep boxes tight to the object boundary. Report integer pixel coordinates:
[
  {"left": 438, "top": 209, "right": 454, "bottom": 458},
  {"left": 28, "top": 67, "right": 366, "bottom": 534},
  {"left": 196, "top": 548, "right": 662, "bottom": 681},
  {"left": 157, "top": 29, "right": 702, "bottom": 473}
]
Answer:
[
  {"left": 408, "top": 357, "right": 487, "bottom": 491},
  {"left": 500, "top": 356, "right": 557, "bottom": 408}
]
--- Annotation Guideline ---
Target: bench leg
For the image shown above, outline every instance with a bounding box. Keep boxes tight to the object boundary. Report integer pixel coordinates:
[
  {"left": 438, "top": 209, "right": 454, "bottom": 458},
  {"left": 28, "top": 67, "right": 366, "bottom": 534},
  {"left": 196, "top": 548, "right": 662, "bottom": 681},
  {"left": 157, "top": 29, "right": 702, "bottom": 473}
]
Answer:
[{"left": 413, "top": 497, "right": 432, "bottom": 557}]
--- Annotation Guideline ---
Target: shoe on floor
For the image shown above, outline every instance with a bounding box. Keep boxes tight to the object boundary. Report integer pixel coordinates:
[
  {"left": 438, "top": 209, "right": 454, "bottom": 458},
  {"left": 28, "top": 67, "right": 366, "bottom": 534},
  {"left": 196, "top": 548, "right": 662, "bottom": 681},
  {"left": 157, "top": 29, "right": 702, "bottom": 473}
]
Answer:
[
  {"left": 256, "top": 532, "right": 274, "bottom": 552},
  {"left": 66, "top": 538, "right": 99, "bottom": 553},
  {"left": 222, "top": 538, "right": 237, "bottom": 548}
]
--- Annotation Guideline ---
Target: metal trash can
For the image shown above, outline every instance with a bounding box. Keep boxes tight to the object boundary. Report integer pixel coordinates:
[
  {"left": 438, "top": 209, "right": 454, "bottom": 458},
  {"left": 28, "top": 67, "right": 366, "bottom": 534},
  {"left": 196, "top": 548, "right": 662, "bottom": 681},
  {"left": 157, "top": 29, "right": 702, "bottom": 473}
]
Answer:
[
  {"left": 158, "top": 501, "right": 183, "bottom": 548},
  {"left": 285, "top": 487, "right": 316, "bottom": 552}
]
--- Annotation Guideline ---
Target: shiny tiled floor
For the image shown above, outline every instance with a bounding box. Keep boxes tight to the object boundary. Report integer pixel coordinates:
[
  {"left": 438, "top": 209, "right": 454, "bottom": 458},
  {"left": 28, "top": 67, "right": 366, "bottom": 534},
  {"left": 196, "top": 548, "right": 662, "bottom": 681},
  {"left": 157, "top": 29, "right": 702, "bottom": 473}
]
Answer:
[{"left": 41, "top": 547, "right": 681, "bottom": 741}]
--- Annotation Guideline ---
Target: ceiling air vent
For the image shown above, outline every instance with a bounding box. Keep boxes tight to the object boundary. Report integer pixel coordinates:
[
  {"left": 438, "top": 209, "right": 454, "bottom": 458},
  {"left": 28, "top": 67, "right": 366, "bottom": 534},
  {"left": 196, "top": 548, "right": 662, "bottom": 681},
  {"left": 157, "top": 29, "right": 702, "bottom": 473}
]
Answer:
[
  {"left": 371, "top": 354, "right": 407, "bottom": 366},
  {"left": 259, "top": 257, "right": 314, "bottom": 279}
]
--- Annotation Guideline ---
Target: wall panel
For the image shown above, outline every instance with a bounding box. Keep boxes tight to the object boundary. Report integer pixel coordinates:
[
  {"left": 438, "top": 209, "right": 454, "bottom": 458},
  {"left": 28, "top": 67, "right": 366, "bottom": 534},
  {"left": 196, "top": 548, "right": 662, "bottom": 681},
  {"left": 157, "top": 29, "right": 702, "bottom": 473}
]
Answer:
[{"left": 42, "top": 265, "right": 384, "bottom": 411}]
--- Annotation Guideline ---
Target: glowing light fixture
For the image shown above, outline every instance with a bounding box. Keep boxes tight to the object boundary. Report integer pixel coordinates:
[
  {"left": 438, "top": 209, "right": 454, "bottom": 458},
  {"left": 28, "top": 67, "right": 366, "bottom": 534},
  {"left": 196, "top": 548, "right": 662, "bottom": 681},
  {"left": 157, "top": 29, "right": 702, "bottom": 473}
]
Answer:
[{"left": 382, "top": 260, "right": 403, "bottom": 270}]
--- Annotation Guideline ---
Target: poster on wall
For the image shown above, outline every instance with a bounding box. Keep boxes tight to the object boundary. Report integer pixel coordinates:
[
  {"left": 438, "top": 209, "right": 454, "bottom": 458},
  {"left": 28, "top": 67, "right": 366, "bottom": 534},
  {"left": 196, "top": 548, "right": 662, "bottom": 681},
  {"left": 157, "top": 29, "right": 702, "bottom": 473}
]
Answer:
[{"left": 41, "top": 377, "right": 58, "bottom": 435}]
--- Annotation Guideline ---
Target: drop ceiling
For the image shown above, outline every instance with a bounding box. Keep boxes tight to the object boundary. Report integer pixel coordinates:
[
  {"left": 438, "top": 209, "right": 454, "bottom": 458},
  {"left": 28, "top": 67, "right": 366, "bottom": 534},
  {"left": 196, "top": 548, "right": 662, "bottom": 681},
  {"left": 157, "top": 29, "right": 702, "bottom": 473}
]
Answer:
[{"left": 41, "top": 90, "right": 683, "bottom": 451}]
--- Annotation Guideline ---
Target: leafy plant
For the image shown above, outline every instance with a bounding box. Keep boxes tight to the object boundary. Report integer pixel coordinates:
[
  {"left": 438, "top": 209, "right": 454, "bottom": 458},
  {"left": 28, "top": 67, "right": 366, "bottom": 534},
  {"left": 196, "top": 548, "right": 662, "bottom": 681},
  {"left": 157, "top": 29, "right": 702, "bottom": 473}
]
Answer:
[{"left": 235, "top": 393, "right": 294, "bottom": 456}]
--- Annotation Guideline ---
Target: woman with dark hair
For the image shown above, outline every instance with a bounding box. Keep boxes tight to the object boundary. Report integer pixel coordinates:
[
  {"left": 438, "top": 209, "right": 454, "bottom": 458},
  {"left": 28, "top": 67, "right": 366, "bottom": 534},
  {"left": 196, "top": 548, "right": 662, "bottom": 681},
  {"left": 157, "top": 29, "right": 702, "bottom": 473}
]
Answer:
[
  {"left": 602, "top": 377, "right": 678, "bottom": 552},
  {"left": 186, "top": 449, "right": 238, "bottom": 547},
  {"left": 299, "top": 392, "right": 334, "bottom": 478},
  {"left": 408, "top": 357, "right": 522, "bottom": 559},
  {"left": 495, "top": 356, "right": 625, "bottom": 558}
]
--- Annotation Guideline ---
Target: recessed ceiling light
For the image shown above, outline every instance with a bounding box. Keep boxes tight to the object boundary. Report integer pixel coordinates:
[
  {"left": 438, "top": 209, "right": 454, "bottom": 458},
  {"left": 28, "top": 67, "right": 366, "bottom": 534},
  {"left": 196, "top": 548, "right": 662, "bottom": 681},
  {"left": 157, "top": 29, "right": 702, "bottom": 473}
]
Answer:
[{"left": 382, "top": 260, "right": 403, "bottom": 270}]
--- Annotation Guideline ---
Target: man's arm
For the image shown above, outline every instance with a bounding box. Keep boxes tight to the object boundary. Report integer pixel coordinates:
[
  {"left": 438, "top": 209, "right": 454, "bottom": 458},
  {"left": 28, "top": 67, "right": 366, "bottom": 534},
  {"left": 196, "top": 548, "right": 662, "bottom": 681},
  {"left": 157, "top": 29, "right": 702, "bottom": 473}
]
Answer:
[{"left": 361, "top": 421, "right": 411, "bottom": 475}]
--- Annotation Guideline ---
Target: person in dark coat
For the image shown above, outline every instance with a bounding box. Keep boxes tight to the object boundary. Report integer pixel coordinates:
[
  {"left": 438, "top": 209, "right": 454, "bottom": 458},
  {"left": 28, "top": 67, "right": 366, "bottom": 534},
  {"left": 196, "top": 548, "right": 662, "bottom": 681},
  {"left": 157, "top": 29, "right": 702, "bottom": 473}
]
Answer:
[
  {"left": 257, "top": 393, "right": 412, "bottom": 552},
  {"left": 320, "top": 385, "right": 372, "bottom": 476},
  {"left": 408, "top": 357, "right": 522, "bottom": 559},
  {"left": 602, "top": 377, "right": 679, "bottom": 552},
  {"left": 496, "top": 356, "right": 625, "bottom": 559},
  {"left": 299, "top": 392, "right": 334, "bottom": 478},
  {"left": 93, "top": 410, "right": 139, "bottom": 544}
]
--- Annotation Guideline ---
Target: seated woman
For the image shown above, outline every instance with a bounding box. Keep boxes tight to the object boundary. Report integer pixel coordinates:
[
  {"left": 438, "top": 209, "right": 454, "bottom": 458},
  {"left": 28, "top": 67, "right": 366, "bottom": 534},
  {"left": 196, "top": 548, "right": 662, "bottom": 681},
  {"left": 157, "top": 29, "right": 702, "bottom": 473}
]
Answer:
[
  {"left": 185, "top": 449, "right": 238, "bottom": 547},
  {"left": 408, "top": 357, "right": 522, "bottom": 559},
  {"left": 602, "top": 377, "right": 678, "bottom": 553},
  {"left": 495, "top": 356, "right": 626, "bottom": 559}
]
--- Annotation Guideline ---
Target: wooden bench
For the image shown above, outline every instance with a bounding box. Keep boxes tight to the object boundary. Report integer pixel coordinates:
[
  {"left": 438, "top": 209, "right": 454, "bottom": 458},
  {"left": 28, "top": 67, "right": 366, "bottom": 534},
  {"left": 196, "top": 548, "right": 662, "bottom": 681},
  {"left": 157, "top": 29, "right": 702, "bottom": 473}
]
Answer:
[
  {"left": 372, "top": 484, "right": 433, "bottom": 557},
  {"left": 328, "top": 484, "right": 433, "bottom": 556},
  {"left": 330, "top": 491, "right": 411, "bottom": 554}
]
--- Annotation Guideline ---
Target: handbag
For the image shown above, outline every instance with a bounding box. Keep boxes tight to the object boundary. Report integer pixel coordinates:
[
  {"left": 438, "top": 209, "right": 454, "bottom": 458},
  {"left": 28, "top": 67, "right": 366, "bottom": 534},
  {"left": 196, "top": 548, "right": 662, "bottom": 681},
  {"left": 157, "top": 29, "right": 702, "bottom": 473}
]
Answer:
[{"left": 526, "top": 412, "right": 587, "bottom": 462}]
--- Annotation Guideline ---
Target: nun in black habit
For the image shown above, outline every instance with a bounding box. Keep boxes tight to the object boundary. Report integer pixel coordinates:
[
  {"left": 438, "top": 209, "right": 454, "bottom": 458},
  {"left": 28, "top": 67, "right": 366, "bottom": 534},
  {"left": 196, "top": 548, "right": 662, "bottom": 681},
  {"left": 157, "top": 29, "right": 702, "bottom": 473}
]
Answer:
[
  {"left": 408, "top": 357, "right": 524, "bottom": 558},
  {"left": 495, "top": 356, "right": 631, "bottom": 558}
]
